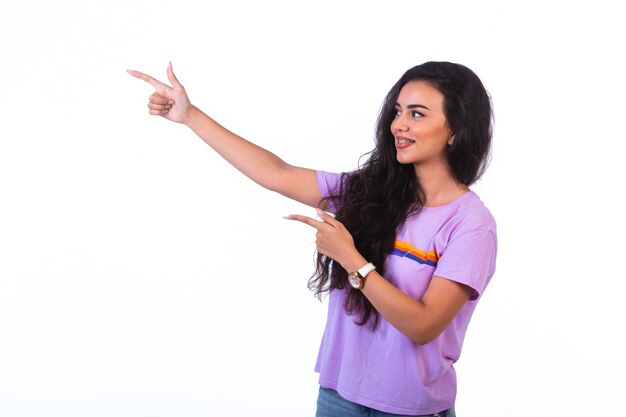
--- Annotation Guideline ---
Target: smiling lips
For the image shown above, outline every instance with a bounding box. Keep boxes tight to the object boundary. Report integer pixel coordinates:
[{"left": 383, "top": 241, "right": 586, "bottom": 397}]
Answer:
[{"left": 395, "top": 137, "right": 416, "bottom": 149}]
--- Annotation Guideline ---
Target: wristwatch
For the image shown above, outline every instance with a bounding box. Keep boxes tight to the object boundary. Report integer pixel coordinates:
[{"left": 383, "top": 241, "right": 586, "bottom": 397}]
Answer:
[{"left": 348, "top": 262, "right": 376, "bottom": 289}]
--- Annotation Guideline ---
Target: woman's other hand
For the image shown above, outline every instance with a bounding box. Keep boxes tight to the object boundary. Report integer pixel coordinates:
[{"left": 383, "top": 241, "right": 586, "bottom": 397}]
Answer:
[
  {"left": 127, "top": 62, "right": 193, "bottom": 124},
  {"left": 286, "top": 209, "right": 365, "bottom": 272}
]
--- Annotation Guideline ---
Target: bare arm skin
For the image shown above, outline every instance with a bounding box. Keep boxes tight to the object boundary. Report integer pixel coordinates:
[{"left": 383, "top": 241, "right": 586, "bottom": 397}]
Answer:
[
  {"left": 127, "top": 63, "right": 322, "bottom": 208},
  {"left": 287, "top": 209, "right": 473, "bottom": 345}
]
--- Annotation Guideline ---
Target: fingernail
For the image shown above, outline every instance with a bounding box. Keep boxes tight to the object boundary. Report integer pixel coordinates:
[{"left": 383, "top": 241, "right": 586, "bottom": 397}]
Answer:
[
  {"left": 316, "top": 208, "right": 325, "bottom": 217},
  {"left": 282, "top": 215, "right": 293, "bottom": 220}
]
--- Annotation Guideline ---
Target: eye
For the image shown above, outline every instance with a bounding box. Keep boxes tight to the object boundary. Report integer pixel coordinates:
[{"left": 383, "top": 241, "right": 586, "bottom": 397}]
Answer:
[
  {"left": 411, "top": 111, "right": 424, "bottom": 118},
  {"left": 393, "top": 109, "right": 401, "bottom": 117}
]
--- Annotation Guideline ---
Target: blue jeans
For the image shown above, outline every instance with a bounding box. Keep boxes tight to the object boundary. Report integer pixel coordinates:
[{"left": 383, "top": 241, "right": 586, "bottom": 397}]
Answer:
[{"left": 316, "top": 386, "right": 456, "bottom": 417}]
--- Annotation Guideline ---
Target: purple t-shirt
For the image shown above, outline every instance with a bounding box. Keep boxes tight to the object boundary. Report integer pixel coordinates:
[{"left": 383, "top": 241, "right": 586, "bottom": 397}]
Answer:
[{"left": 315, "top": 171, "right": 498, "bottom": 415}]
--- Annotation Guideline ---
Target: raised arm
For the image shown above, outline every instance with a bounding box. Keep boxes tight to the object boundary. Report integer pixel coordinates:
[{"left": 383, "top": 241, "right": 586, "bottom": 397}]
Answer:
[{"left": 127, "top": 63, "right": 322, "bottom": 208}]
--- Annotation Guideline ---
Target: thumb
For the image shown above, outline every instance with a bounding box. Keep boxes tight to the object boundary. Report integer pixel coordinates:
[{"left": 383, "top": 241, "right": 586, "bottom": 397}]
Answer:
[
  {"left": 316, "top": 208, "right": 337, "bottom": 225},
  {"left": 167, "top": 62, "right": 183, "bottom": 88}
]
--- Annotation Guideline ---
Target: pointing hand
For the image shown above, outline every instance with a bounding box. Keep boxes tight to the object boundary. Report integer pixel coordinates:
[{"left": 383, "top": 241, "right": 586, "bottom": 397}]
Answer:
[
  {"left": 127, "top": 62, "right": 193, "bottom": 124},
  {"left": 286, "top": 209, "right": 361, "bottom": 271}
]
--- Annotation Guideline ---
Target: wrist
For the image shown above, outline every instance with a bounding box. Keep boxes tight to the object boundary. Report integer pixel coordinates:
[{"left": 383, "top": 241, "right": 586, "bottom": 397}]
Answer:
[
  {"left": 342, "top": 252, "right": 369, "bottom": 276},
  {"left": 347, "top": 261, "right": 376, "bottom": 290},
  {"left": 182, "top": 105, "right": 201, "bottom": 127}
]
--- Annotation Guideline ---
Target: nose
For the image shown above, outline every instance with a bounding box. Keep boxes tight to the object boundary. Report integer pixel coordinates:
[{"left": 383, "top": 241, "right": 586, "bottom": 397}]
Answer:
[{"left": 391, "top": 114, "right": 409, "bottom": 134}]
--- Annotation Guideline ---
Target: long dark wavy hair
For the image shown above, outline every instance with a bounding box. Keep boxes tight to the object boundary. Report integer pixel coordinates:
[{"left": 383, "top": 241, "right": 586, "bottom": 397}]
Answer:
[{"left": 309, "top": 61, "right": 494, "bottom": 327}]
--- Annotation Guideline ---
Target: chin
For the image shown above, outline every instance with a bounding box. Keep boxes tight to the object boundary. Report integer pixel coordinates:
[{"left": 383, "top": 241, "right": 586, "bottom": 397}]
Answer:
[{"left": 396, "top": 155, "right": 419, "bottom": 165}]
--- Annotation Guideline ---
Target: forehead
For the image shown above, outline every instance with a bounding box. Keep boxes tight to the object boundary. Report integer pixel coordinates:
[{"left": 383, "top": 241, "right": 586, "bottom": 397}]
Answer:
[{"left": 396, "top": 80, "right": 444, "bottom": 110}]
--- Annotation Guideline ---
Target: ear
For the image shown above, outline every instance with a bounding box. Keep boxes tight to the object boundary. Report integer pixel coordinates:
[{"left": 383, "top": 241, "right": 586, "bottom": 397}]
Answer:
[{"left": 447, "top": 134, "right": 456, "bottom": 146}]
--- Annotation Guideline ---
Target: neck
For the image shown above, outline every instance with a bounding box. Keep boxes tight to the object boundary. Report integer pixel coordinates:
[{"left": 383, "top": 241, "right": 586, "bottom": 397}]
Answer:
[{"left": 414, "top": 160, "right": 469, "bottom": 207}]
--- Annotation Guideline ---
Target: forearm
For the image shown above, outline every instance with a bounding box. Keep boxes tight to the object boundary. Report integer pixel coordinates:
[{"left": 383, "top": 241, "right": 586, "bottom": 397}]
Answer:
[
  {"left": 341, "top": 255, "right": 470, "bottom": 345},
  {"left": 361, "top": 272, "right": 431, "bottom": 344},
  {"left": 343, "top": 253, "right": 429, "bottom": 343},
  {"left": 183, "top": 105, "right": 289, "bottom": 191}
]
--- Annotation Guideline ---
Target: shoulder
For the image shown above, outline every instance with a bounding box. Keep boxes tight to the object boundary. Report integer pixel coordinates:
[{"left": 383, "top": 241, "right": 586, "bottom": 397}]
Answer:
[
  {"left": 316, "top": 171, "right": 342, "bottom": 193},
  {"left": 316, "top": 170, "right": 356, "bottom": 197},
  {"left": 456, "top": 191, "right": 497, "bottom": 234},
  {"left": 423, "top": 191, "right": 497, "bottom": 245}
]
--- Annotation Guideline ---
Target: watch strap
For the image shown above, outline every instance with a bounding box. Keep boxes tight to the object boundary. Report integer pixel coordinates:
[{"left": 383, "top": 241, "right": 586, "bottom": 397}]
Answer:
[{"left": 356, "top": 262, "right": 376, "bottom": 279}]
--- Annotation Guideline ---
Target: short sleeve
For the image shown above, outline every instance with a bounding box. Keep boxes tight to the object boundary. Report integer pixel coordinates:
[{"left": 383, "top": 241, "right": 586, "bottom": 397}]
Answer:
[
  {"left": 433, "top": 229, "right": 497, "bottom": 300},
  {"left": 316, "top": 171, "right": 344, "bottom": 212}
]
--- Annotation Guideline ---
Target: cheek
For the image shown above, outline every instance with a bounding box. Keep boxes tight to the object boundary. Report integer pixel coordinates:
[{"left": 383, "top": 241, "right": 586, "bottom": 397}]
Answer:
[{"left": 419, "top": 123, "right": 449, "bottom": 142}]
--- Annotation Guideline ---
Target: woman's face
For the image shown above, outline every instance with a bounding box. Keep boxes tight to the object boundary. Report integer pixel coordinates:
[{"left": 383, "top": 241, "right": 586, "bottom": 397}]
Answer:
[{"left": 390, "top": 81, "right": 454, "bottom": 167}]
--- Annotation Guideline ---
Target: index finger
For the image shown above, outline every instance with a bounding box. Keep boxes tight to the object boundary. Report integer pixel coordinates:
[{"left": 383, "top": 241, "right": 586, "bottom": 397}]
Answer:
[
  {"left": 284, "top": 214, "right": 326, "bottom": 230},
  {"left": 126, "top": 69, "right": 168, "bottom": 91}
]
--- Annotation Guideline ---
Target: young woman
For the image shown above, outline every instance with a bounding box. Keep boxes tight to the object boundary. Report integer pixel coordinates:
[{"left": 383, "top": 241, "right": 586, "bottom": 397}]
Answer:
[{"left": 128, "top": 61, "right": 497, "bottom": 417}]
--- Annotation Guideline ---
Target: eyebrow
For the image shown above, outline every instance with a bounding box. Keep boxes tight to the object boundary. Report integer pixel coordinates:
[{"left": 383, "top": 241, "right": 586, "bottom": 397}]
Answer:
[{"left": 394, "top": 102, "right": 431, "bottom": 111}]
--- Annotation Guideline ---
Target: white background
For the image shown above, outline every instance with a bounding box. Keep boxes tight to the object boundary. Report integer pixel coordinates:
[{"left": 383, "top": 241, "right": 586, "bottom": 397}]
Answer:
[{"left": 1, "top": 1, "right": 624, "bottom": 416}]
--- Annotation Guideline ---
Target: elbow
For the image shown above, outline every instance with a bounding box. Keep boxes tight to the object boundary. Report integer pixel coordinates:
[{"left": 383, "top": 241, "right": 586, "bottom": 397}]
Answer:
[
  {"left": 408, "top": 325, "right": 442, "bottom": 346},
  {"left": 263, "top": 162, "right": 291, "bottom": 193},
  {"left": 410, "top": 334, "right": 437, "bottom": 346}
]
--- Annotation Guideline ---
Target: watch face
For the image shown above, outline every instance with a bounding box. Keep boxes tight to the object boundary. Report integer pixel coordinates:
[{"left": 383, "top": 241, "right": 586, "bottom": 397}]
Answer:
[{"left": 348, "top": 274, "right": 362, "bottom": 289}]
